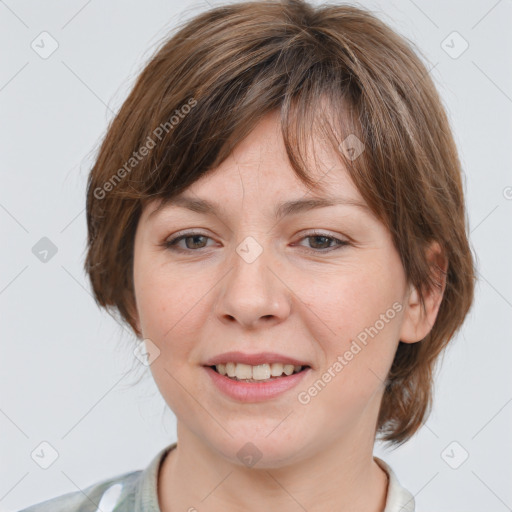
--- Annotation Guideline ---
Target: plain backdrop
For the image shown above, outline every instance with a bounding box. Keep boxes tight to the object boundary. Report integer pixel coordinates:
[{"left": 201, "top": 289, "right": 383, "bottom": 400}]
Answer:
[{"left": 1, "top": 1, "right": 511, "bottom": 511}]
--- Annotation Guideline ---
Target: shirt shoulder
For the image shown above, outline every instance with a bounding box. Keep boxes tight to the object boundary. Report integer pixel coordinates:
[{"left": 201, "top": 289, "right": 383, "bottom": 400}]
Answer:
[
  {"left": 17, "top": 470, "right": 142, "bottom": 512},
  {"left": 374, "top": 456, "right": 416, "bottom": 512},
  {"left": 17, "top": 442, "right": 176, "bottom": 512}
]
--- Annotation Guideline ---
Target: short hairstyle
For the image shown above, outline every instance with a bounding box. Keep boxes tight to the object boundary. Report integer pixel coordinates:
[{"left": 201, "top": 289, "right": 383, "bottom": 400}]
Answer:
[{"left": 84, "top": 0, "right": 476, "bottom": 446}]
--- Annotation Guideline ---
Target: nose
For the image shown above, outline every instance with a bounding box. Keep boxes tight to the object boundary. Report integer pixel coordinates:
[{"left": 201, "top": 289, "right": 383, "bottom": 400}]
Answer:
[{"left": 215, "top": 239, "right": 292, "bottom": 330}]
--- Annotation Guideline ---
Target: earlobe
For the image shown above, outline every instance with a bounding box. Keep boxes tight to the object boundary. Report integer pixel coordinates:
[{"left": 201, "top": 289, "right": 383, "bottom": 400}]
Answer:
[
  {"left": 399, "top": 241, "right": 448, "bottom": 344},
  {"left": 399, "top": 284, "right": 423, "bottom": 344}
]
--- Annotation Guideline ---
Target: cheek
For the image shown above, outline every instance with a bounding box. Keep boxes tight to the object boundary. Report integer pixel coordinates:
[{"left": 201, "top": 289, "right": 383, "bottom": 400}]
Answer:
[
  {"left": 301, "top": 255, "right": 403, "bottom": 337},
  {"left": 133, "top": 259, "right": 210, "bottom": 417},
  {"left": 134, "top": 251, "right": 208, "bottom": 339},
  {"left": 297, "top": 254, "right": 404, "bottom": 405}
]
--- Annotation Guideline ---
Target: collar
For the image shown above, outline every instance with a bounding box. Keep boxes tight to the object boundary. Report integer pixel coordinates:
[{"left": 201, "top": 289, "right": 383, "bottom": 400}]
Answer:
[
  {"left": 374, "top": 456, "right": 416, "bottom": 512},
  {"left": 133, "top": 443, "right": 415, "bottom": 512}
]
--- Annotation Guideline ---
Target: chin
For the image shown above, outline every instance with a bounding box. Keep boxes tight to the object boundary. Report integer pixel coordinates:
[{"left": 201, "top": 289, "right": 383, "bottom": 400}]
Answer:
[{"left": 206, "top": 430, "right": 310, "bottom": 470}]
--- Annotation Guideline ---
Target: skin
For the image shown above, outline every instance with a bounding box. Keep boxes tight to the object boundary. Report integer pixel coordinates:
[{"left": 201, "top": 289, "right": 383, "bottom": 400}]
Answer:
[{"left": 131, "top": 110, "right": 447, "bottom": 512}]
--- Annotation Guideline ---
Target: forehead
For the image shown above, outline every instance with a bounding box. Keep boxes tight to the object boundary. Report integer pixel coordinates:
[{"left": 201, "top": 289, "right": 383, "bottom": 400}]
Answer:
[
  {"left": 145, "top": 156, "right": 370, "bottom": 224},
  {"left": 144, "top": 109, "right": 373, "bottom": 222}
]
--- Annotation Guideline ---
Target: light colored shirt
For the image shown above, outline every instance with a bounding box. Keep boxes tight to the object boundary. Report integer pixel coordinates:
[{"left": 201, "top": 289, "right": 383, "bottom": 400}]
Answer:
[{"left": 18, "top": 442, "right": 415, "bottom": 511}]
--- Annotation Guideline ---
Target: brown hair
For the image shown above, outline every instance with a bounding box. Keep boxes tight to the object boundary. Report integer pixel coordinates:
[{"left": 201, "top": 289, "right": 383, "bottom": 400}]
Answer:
[{"left": 84, "top": 0, "right": 476, "bottom": 446}]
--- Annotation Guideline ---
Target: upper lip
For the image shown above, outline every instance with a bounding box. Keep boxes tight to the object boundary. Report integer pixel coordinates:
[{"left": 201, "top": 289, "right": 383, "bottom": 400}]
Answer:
[{"left": 203, "top": 351, "right": 311, "bottom": 367}]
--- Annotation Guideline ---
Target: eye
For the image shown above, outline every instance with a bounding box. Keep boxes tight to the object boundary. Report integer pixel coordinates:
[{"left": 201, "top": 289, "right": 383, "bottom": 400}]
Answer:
[
  {"left": 163, "top": 232, "right": 214, "bottom": 252},
  {"left": 162, "top": 230, "right": 349, "bottom": 253},
  {"left": 295, "top": 230, "right": 349, "bottom": 252}
]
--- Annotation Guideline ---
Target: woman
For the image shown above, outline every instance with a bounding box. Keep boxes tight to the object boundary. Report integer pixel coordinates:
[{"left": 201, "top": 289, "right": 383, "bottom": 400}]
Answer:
[{"left": 20, "top": 0, "right": 475, "bottom": 510}]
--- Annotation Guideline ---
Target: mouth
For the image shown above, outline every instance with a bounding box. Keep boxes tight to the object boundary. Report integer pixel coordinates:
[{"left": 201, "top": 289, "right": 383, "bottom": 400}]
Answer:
[
  {"left": 206, "top": 362, "right": 310, "bottom": 383},
  {"left": 203, "top": 362, "right": 312, "bottom": 402}
]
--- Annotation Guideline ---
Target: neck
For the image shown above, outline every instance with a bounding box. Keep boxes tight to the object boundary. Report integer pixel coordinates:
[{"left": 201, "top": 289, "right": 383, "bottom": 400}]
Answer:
[{"left": 158, "top": 426, "right": 389, "bottom": 512}]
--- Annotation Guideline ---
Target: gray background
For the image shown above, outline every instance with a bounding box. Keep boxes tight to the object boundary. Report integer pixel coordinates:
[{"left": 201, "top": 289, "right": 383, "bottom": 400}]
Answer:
[{"left": 1, "top": 1, "right": 511, "bottom": 511}]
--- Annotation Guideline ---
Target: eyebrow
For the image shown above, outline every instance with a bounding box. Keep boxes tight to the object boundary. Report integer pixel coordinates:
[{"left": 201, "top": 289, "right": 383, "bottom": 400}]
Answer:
[{"left": 148, "top": 195, "right": 371, "bottom": 221}]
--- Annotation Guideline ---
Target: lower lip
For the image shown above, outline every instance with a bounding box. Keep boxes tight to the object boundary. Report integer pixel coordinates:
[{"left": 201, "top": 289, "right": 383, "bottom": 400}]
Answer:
[{"left": 204, "top": 366, "right": 311, "bottom": 403}]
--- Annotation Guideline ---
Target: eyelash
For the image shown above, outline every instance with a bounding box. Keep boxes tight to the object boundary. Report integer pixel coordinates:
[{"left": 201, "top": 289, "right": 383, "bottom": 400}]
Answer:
[{"left": 162, "top": 230, "right": 350, "bottom": 254}]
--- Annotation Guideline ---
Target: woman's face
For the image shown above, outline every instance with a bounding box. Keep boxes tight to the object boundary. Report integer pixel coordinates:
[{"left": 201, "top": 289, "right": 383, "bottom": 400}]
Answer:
[{"left": 132, "top": 111, "right": 415, "bottom": 467}]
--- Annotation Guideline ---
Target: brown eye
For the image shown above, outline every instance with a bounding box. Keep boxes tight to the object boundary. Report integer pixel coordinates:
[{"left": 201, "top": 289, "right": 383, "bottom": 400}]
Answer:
[
  {"left": 164, "top": 233, "right": 213, "bottom": 252},
  {"left": 307, "top": 235, "right": 334, "bottom": 250},
  {"left": 296, "top": 231, "right": 350, "bottom": 252}
]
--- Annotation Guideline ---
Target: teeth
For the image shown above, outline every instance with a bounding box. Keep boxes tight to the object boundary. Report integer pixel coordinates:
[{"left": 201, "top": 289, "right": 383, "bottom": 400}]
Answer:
[
  {"left": 283, "top": 364, "right": 294, "bottom": 376},
  {"left": 253, "top": 364, "right": 271, "bottom": 380},
  {"left": 214, "top": 362, "right": 304, "bottom": 380},
  {"left": 236, "top": 363, "right": 252, "bottom": 379},
  {"left": 225, "top": 362, "right": 236, "bottom": 377},
  {"left": 270, "top": 363, "right": 284, "bottom": 377}
]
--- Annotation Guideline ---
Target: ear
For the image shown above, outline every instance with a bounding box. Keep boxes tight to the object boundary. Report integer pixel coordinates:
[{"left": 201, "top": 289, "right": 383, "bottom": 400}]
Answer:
[{"left": 399, "top": 241, "right": 448, "bottom": 344}]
